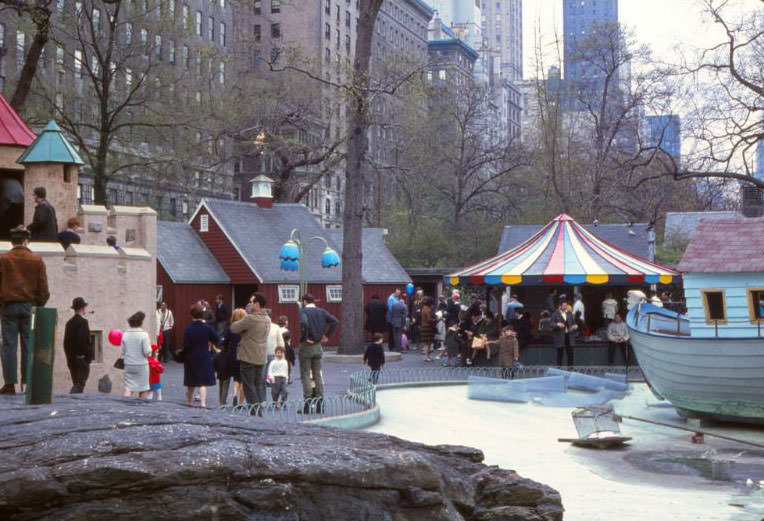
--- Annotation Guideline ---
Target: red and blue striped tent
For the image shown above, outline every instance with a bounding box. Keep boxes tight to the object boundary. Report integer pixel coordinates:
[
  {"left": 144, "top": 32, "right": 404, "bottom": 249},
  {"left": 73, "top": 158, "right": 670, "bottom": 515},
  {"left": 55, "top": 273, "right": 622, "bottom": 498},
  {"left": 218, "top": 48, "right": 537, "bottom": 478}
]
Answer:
[{"left": 448, "top": 214, "right": 679, "bottom": 286}]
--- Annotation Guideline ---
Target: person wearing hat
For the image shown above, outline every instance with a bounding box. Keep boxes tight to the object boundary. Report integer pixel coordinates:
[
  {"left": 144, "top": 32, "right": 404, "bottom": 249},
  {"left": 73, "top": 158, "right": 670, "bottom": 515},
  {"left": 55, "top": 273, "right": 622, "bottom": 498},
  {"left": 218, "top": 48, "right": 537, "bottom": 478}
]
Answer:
[
  {"left": 551, "top": 296, "right": 575, "bottom": 368},
  {"left": 64, "top": 297, "right": 93, "bottom": 393},
  {"left": 27, "top": 187, "right": 58, "bottom": 242},
  {"left": 0, "top": 225, "right": 50, "bottom": 394}
]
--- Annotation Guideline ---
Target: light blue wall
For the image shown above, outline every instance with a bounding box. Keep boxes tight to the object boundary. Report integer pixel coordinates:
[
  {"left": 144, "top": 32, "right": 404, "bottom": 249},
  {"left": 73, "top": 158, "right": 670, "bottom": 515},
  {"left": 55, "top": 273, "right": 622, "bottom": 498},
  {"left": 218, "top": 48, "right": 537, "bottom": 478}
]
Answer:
[{"left": 684, "top": 273, "right": 764, "bottom": 338}]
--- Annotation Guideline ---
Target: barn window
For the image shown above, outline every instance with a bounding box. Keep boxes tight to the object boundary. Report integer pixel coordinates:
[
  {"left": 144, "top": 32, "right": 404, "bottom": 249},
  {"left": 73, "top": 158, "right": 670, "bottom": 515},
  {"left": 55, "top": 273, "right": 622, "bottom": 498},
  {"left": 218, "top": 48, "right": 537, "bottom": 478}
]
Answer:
[
  {"left": 278, "top": 284, "right": 299, "bottom": 303},
  {"left": 156, "top": 285, "right": 163, "bottom": 303},
  {"left": 748, "top": 288, "right": 764, "bottom": 323},
  {"left": 326, "top": 285, "right": 342, "bottom": 302},
  {"left": 701, "top": 290, "right": 726, "bottom": 324},
  {"left": 199, "top": 214, "right": 209, "bottom": 232}
]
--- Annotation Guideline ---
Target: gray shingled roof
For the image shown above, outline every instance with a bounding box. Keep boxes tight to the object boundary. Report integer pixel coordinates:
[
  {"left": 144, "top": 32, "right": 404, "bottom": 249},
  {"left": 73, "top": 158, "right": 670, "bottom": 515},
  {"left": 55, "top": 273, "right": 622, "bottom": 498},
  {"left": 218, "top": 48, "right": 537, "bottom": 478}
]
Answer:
[
  {"left": 157, "top": 221, "right": 230, "bottom": 284},
  {"left": 498, "top": 223, "right": 654, "bottom": 260},
  {"left": 664, "top": 211, "right": 740, "bottom": 244},
  {"left": 324, "top": 228, "right": 412, "bottom": 284},
  {"left": 200, "top": 199, "right": 409, "bottom": 284}
]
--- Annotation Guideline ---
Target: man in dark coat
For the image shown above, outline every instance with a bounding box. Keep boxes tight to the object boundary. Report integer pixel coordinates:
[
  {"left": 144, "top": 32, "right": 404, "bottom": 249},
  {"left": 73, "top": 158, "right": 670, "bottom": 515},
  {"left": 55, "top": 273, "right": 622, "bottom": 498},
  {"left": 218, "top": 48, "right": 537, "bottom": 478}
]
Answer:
[
  {"left": 214, "top": 294, "right": 229, "bottom": 338},
  {"left": 64, "top": 297, "right": 93, "bottom": 393},
  {"left": 445, "top": 290, "right": 461, "bottom": 327},
  {"left": 0, "top": 225, "right": 50, "bottom": 394},
  {"left": 551, "top": 298, "right": 575, "bottom": 368},
  {"left": 27, "top": 187, "right": 58, "bottom": 242},
  {"left": 390, "top": 296, "right": 408, "bottom": 352},
  {"left": 364, "top": 294, "right": 387, "bottom": 335}
]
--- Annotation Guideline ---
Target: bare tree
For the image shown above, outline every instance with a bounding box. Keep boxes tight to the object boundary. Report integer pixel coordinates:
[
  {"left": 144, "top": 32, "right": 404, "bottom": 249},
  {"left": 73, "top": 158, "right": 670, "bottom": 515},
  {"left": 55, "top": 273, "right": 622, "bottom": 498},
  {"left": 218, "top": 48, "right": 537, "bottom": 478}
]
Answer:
[
  {"left": 1, "top": 0, "right": 53, "bottom": 110},
  {"left": 336, "top": 0, "right": 384, "bottom": 354},
  {"left": 28, "top": 0, "right": 233, "bottom": 204}
]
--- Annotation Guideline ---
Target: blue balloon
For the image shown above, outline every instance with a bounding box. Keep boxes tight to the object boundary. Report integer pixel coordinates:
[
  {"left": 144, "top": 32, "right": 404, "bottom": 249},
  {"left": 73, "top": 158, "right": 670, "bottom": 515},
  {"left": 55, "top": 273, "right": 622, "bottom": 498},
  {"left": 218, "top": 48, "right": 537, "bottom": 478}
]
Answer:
[{"left": 406, "top": 283, "right": 414, "bottom": 295}]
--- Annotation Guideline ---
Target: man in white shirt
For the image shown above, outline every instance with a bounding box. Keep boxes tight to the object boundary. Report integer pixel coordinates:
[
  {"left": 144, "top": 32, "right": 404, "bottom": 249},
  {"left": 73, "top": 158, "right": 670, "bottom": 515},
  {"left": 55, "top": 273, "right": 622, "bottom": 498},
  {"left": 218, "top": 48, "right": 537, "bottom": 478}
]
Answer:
[
  {"left": 601, "top": 293, "right": 618, "bottom": 328},
  {"left": 156, "top": 302, "right": 174, "bottom": 363},
  {"left": 573, "top": 293, "right": 585, "bottom": 322}
]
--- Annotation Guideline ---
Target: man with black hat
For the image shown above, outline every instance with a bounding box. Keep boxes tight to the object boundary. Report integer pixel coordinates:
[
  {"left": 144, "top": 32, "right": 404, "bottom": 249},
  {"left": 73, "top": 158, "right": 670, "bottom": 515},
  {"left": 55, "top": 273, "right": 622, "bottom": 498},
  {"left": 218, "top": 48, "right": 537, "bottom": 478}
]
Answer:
[
  {"left": 0, "top": 225, "right": 50, "bottom": 394},
  {"left": 64, "top": 297, "right": 93, "bottom": 393},
  {"left": 27, "top": 187, "right": 58, "bottom": 242}
]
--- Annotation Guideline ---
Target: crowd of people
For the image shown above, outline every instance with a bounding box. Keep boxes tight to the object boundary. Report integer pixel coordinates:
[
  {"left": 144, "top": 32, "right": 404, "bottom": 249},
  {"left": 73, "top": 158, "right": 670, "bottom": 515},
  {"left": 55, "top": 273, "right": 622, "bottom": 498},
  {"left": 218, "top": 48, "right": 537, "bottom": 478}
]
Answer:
[{"left": 362, "top": 286, "right": 647, "bottom": 372}]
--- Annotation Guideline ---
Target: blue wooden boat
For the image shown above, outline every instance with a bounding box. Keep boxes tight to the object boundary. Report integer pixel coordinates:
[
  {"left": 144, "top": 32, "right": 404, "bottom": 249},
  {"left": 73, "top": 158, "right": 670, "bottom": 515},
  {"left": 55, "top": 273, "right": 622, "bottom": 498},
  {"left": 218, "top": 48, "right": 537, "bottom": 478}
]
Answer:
[
  {"left": 626, "top": 216, "right": 764, "bottom": 424},
  {"left": 627, "top": 303, "right": 764, "bottom": 424}
]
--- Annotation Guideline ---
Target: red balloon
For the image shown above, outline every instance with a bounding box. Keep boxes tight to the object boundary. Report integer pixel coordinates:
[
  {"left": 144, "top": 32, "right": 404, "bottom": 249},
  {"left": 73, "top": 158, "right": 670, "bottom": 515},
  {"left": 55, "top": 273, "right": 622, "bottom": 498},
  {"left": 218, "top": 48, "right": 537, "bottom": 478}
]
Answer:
[{"left": 108, "top": 329, "right": 123, "bottom": 347}]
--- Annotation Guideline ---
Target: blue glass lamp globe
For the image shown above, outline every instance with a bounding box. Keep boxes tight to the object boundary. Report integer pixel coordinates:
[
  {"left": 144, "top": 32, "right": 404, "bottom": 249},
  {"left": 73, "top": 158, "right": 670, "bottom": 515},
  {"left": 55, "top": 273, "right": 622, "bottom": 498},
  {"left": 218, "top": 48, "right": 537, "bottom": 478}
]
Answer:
[
  {"left": 279, "top": 240, "right": 300, "bottom": 262},
  {"left": 320, "top": 247, "right": 341, "bottom": 268}
]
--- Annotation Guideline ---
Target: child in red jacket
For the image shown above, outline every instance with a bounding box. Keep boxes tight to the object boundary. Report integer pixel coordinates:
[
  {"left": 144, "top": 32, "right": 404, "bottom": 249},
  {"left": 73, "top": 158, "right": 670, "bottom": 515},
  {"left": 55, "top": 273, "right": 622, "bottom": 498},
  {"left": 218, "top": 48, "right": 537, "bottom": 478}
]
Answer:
[{"left": 148, "top": 345, "right": 164, "bottom": 401}]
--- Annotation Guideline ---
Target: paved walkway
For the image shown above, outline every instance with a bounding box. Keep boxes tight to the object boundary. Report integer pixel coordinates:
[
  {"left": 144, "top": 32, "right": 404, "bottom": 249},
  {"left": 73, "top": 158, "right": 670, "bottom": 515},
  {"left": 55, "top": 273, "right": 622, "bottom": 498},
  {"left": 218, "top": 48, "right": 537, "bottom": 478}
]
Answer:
[{"left": 160, "top": 346, "right": 432, "bottom": 406}]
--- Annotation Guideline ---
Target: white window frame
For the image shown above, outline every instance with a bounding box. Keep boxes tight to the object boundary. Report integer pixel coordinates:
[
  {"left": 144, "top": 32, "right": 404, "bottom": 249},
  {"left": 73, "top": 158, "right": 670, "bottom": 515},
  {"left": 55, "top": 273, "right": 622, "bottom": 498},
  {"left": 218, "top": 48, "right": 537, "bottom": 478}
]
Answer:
[
  {"left": 199, "top": 213, "right": 209, "bottom": 232},
  {"left": 278, "top": 284, "right": 299, "bottom": 303},
  {"left": 326, "top": 285, "right": 342, "bottom": 303}
]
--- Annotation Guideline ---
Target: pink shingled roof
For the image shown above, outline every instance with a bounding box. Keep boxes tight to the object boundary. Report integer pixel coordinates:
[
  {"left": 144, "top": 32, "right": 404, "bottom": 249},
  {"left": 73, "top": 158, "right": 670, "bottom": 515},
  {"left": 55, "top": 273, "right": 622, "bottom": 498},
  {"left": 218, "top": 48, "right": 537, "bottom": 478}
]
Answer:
[
  {"left": 0, "top": 93, "right": 36, "bottom": 147},
  {"left": 678, "top": 217, "right": 764, "bottom": 273}
]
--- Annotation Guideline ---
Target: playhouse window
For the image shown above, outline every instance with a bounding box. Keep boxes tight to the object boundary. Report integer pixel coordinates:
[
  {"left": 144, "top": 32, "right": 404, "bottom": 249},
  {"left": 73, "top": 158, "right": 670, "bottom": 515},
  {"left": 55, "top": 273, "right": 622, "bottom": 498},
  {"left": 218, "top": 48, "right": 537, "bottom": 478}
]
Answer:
[
  {"left": 326, "top": 285, "right": 342, "bottom": 302},
  {"left": 90, "top": 331, "right": 103, "bottom": 363},
  {"left": 199, "top": 214, "right": 209, "bottom": 232},
  {"left": 748, "top": 288, "right": 764, "bottom": 323},
  {"left": 701, "top": 290, "right": 726, "bottom": 324},
  {"left": 278, "top": 285, "right": 299, "bottom": 303}
]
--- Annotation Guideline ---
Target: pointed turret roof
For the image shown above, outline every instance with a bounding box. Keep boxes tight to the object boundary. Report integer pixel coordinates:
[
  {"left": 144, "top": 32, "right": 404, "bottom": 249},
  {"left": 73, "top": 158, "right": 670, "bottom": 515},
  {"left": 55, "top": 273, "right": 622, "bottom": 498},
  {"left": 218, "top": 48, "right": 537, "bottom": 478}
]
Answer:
[
  {"left": 0, "top": 93, "right": 36, "bottom": 147},
  {"left": 17, "top": 121, "right": 84, "bottom": 165}
]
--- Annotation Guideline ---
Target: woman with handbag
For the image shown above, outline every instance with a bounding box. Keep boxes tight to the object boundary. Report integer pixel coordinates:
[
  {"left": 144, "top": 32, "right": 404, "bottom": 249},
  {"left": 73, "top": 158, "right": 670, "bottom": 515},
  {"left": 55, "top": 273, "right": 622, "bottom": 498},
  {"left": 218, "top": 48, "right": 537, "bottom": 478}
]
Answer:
[
  {"left": 217, "top": 308, "right": 246, "bottom": 406},
  {"left": 183, "top": 303, "right": 221, "bottom": 408},
  {"left": 121, "top": 311, "right": 152, "bottom": 398}
]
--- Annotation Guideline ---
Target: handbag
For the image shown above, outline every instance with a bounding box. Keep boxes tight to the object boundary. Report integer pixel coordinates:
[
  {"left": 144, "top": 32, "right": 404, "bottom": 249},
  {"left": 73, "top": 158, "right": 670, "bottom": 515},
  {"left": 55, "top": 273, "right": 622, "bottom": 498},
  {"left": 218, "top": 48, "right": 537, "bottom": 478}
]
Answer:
[
  {"left": 113, "top": 357, "right": 125, "bottom": 370},
  {"left": 471, "top": 336, "right": 486, "bottom": 349},
  {"left": 172, "top": 348, "right": 185, "bottom": 363}
]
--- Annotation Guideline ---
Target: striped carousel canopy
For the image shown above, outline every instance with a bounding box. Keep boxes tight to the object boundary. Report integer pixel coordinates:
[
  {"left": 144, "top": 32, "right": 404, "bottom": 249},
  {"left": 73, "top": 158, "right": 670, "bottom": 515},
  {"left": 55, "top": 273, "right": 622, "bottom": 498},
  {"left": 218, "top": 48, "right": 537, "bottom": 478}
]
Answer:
[{"left": 448, "top": 214, "right": 679, "bottom": 287}]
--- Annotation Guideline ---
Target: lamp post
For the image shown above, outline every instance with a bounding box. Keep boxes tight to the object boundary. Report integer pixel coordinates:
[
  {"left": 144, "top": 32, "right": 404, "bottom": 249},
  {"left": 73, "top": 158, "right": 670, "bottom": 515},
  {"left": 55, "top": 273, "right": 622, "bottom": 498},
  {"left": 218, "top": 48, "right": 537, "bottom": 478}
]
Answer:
[{"left": 279, "top": 228, "right": 340, "bottom": 306}]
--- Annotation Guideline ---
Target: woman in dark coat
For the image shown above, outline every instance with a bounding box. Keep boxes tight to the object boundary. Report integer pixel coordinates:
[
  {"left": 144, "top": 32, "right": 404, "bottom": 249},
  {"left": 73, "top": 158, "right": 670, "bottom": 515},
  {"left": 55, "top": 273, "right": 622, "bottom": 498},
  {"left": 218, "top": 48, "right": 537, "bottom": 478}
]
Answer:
[
  {"left": 183, "top": 303, "right": 221, "bottom": 407},
  {"left": 419, "top": 300, "right": 437, "bottom": 362},
  {"left": 217, "top": 308, "right": 246, "bottom": 406}
]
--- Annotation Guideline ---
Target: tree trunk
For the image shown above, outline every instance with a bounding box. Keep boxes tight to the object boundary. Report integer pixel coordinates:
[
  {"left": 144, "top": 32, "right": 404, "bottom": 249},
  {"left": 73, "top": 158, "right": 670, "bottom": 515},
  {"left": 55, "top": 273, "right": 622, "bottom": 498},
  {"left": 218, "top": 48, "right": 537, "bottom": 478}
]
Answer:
[
  {"left": 337, "top": 0, "right": 382, "bottom": 355},
  {"left": 10, "top": 6, "right": 51, "bottom": 111}
]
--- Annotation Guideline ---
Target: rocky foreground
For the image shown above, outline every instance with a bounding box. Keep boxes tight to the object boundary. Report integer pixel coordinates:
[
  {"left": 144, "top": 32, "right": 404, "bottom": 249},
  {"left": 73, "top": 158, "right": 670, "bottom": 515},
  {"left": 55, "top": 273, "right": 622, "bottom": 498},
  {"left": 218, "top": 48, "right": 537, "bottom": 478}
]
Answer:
[{"left": 0, "top": 395, "right": 563, "bottom": 521}]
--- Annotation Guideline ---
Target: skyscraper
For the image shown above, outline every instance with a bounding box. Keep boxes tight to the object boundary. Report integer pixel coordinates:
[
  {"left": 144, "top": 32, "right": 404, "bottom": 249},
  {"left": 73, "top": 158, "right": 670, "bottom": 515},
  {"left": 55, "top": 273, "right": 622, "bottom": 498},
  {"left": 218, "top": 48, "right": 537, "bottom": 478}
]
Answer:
[
  {"left": 481, "top": 0, "right": 523, "bottom": 140},
  {"left": 644, "top": 115, "right": 681, "bottom": 161},
  {"left": 563, "top": 0, "right": 618, "bottom": 84}
]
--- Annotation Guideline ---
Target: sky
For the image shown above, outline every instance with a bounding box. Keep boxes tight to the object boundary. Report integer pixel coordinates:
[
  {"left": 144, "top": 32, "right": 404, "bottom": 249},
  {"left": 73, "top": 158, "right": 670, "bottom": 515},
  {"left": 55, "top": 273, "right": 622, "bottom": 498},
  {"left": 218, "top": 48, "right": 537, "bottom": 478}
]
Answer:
[{"left": 521, "top": 0, "right": 754, "bottom": 80}]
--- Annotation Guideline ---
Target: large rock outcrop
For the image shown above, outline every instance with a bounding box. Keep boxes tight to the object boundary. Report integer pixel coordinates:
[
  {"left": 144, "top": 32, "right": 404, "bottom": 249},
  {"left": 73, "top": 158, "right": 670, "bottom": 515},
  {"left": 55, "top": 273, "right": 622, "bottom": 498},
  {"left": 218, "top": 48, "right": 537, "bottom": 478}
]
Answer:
[{"left": 0, "top": 395, "right": 563, "bottom": 520}]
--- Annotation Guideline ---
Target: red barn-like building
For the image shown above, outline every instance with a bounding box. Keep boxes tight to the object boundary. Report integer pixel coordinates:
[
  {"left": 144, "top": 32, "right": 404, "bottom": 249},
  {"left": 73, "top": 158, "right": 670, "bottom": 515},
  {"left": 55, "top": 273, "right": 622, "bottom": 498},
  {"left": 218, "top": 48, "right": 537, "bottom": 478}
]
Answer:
[{"left": 157, "top": 196, "right": 411, "bottom": 346}]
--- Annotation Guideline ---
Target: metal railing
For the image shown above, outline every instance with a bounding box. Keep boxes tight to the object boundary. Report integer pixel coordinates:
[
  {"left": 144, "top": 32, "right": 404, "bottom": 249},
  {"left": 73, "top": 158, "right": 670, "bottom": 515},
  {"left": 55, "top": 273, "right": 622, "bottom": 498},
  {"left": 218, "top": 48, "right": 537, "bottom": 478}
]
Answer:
[
  {"left": 218, "top": 384, "right": 376, "bottom": 424},
  {"left": 636, "top": 304, "right": 763, "bottom": 338},
  {"left": 218, "top": 365, "right": 641, "bottom": 424}
]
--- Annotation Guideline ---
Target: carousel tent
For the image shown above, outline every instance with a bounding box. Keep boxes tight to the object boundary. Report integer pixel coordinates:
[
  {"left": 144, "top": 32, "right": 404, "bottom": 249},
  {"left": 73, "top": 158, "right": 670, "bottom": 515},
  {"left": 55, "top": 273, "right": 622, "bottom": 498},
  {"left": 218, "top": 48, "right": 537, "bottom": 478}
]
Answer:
[{"left": 448, "top": 214, "right": 678, "bottom": 287}]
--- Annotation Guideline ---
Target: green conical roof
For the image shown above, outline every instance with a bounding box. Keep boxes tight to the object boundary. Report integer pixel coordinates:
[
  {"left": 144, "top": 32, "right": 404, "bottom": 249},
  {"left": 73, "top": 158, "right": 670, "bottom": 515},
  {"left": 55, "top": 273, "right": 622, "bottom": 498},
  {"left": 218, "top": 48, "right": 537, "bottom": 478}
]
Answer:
[{"left": 17, "top": 120, "right": 84, "bottom": 165}]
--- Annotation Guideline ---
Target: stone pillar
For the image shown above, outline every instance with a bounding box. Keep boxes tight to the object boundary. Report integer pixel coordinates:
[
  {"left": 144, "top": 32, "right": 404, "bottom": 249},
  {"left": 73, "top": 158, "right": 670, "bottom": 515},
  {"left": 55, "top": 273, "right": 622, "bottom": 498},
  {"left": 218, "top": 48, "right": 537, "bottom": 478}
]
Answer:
[{"left": 23, "top": 163, "right": 79, "bottom": 233}]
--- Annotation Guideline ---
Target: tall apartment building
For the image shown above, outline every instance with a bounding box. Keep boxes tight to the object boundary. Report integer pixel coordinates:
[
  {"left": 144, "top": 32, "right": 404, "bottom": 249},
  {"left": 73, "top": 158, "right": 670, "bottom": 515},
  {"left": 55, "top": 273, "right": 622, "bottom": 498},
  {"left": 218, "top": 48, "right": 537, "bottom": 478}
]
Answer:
[
  {"left": 479, "top": 0, "right": 522, "bottom": 141},
  {"left": 242, "top": 0, "right": 432, "bottom": 228},
  {"left": 644, "top": 114, "right": 681, "bottom": 161},
  {"left": 0, "top": 0, "right": 237, "bottom": 221},
  {"left": 563, "top": 0, "right": 617, "bottom": 82},
  {"left": 562, "top": 0, "right": 618, "bottom": 108}
]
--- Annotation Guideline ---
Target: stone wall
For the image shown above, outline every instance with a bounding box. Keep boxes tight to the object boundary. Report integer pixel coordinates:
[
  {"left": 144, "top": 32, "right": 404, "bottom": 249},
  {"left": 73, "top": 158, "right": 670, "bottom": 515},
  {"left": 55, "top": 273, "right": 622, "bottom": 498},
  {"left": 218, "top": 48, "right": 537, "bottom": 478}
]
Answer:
[{"left": 0, "top": 205, "right": 157, "bottom": 394}]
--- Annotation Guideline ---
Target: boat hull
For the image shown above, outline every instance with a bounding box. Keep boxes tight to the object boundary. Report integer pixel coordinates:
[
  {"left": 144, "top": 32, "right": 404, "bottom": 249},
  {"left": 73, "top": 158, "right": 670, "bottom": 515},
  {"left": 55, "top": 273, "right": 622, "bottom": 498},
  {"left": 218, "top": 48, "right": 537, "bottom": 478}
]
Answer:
[{"left": 627, "top": 316, "right": 764, "bottom": 424}]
